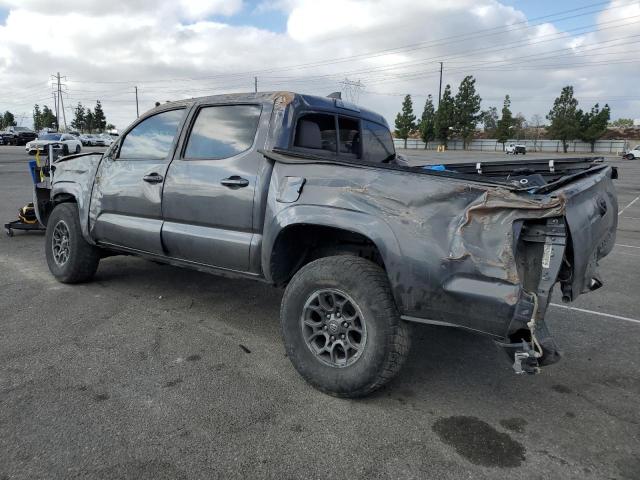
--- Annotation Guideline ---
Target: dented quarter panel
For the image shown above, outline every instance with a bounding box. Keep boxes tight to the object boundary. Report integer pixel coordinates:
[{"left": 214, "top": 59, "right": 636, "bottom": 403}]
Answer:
[{"left": 263, "top": 159, "right": 592, "bottom": 337}]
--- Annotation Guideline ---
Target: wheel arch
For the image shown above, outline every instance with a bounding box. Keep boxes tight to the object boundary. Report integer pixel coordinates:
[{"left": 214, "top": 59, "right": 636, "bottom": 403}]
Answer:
[{"left": 263, "top": 205, "right": 403, "bottom": 299}]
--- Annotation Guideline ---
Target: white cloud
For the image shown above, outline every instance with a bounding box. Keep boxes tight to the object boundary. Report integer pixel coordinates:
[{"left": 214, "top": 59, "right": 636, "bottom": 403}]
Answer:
[{"left": 0, "top": 0, "right": 638, "bottom": 130}]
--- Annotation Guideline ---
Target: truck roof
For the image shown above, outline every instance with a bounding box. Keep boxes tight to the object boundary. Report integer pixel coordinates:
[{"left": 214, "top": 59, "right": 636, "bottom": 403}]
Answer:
[{"left": 148, "top": 91, "right": 389, "bottom": 127}]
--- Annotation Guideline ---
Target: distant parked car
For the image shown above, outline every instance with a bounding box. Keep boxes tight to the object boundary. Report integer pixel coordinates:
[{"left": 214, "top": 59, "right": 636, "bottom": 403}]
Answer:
[
  {"left": 25, "top": 133, "right": 82, "bottom": 155},
  {"left": 78, "top": 134, "right": 92, "bottom": 146},
  {"left": 623, "top": 145, "right": 639, "bottom": 160},
  {"left": 506, "top": 143, "right": 526, "bottom": 155},
  {"left": 2, "top": 126, "right": 38, "bottom": 145}
]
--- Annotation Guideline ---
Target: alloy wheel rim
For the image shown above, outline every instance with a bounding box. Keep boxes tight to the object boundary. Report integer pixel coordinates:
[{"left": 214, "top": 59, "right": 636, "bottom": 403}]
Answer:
[
  {"left": 52, "top": 220, "right": 71, "bottom": 266},
  {"left": 300, "top": 289, "right": 367, "bottom": 368}
]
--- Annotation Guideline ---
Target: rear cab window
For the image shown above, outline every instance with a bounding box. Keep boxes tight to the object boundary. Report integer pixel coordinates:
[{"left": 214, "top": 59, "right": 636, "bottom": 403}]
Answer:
[{"left": 292, "top": 113, "right": 394, "bottom": 164}]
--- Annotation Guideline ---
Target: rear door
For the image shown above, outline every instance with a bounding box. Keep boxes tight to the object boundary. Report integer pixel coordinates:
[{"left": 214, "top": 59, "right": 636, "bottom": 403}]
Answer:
[
  {"left": 89, "top": 108, "right": 186, "bottom": 254},
  {"left": 161, "top": 103, "right": 264, "bottom": 272}
]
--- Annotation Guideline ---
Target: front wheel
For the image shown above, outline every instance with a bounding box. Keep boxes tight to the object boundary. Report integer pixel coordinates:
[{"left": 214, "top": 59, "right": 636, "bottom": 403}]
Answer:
[
  {"left": 45, "top": 203, "right": 100, "bottom": 283},
  {"left": 281, "top": 256, "right": 411, "bottom": 397},
  {"left": 75, "top": 145, "right": 81, "bottom": 154},
  {"left": 626, "top": 153, "right": 636, "bottom": 160}
]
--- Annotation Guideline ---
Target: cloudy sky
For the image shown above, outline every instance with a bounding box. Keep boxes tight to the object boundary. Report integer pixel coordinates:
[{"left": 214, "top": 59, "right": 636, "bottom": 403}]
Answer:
[{"left": 0, "top": 0, "right": 638, "bottom": 130}]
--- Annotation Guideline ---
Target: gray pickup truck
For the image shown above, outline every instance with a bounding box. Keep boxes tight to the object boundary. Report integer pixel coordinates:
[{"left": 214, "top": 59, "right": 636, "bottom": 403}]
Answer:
[{"left": 36, "top": 91, "right": 618, "bottom": 397}]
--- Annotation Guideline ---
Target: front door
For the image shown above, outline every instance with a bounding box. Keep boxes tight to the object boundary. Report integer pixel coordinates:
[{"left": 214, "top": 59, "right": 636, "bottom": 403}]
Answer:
[
  {"left": 161, "top": 103, "right": 264, "bottom": 272},
  {"left": 89, "top": 108, "right": 186, "bottom": 254}
]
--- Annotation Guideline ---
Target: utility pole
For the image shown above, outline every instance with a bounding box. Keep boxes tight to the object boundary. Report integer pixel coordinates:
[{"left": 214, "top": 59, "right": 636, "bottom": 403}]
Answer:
[
  {"left": 52, "top": 91, "right": 59, "bottom": 131},
  {"left": 438, "top": 62, "right": 443, "bottom": 108},
  {"left": 52, "top": 72, "right": 68, "bottom": 131},
  {"left": 135, "top": 86, "right": 139, "bottom": 117},
  {"left": 254, "top": 76, "right": 258, "bottom": 93}
]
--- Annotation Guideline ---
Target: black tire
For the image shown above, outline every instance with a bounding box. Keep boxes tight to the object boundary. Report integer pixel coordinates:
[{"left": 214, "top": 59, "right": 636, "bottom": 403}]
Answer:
[
  {"left": 281, "top": 256, "right": 411, "bottom": 397},
  {"left": 45, "top": 203, "right": 100, "bottom": 283},
  {"left": 62, "top": 144, "right": 69, "bottom": 155},
  {"left": 626, "top": 153, "right": 635, "bottom": 160},
  {"left": 75, "top": 145, "right": 81, "bottom": 154}
]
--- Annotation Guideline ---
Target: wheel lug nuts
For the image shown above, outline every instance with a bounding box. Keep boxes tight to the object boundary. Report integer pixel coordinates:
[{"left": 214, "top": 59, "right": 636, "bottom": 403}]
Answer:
[
  {"left": 343, "top": 322, "right": 348, "bottom": 328},
  {"left": 336, "top": 313, "right": 341, "bottom": 317},
  {"left": 326, "top": 314, "right": 331, "bottom": 319},
  {"left": 340, "top": 334, "right": 345, "bottom": 339},
  {"left": 323, "top": 325, "right": 328, "bottom": 330},
  {"left": 330, "top": 335, "right": 335, "bottom": 341}
]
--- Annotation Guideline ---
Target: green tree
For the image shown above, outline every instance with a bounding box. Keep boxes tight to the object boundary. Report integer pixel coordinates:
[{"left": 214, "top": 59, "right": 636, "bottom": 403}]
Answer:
[
  {"left": 481, "top": 107, "right": 498, "bottom": 135},
  {"left": 418, "top": 94, "right": 436, "bottom": 148},
  {"left": 84, "top": 109, "right": 94, "bottom": 133},
  {"left": 33, "top": 104, "right": 42, "bottom": 131},
  {"left": 609, "top": 118, "right": 633, "bottom": 128},
  {"left": 435, "top": 84, "right": 455, "bottom": 147},
  {"left": 579, "top": 103, "right": 610, "bottom": 152},
  {"left": 2, "top": 111, "right": 17, "bottom": 129},
  {"left": 453, "top": 75, "right": 482, "bottom": 149},
  {"left": 41, "top": 105, "right": 57, "bottom": 130},
  {"left": 106, "top": 123, "right": 116, "bottom": 131},
  {"left": 93, "top": 100, "right": 107, "bottom": 132},
  {"left": 547, "top": 85, "right": 581, "bottom": 153},
  {"left": 71, "top": 102, "right": 86, "bottom": 132},
  {"left": 394, "top": 94, "right": 416, "bottom": 148},
  {"left": 496, "top": 95, "right": 514, "bottom": 149}
]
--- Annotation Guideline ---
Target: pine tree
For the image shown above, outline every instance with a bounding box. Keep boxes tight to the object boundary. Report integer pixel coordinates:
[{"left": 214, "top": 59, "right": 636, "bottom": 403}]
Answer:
[
  {"left": 496, "top": 95, "right": 514, "bottom": 149},
  {"left": 394, "top": 94, "right": 416, "bottom": 148},
  {"left": 41, "top": 105, "right": 57, "bottom": 130},
  {"left": 85, "top": 109, "right": 94, "bottom": 133},
  {"left": 93, "top": 100, "right": 107, "bottom": 132},
  {"left": 33, "top": 104, "right": 42, "bottom": 131},
  {"left": 453, "top": 75, "right": 482, "bottom": 149},
  {"left": 71, "top": 102, "right": 86, "bottom": 132},
  {"left": 579, "top": 103, "right": 610, "bottom": 152},
  {"left": 547, "top": 86, "right": 580, "bottom": 153},
  {"left": 2, "top": 111, "right": 16, "bottom": 129},
  {"left": 418, "top": 95, "right": 436, "bottom": 148},
  {"left": 435, "top": 85, "right": 455, "bottom": 147}
]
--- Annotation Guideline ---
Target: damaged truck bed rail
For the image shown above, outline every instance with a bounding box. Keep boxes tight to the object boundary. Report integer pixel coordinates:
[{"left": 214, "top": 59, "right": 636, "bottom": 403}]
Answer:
[{"left": 37, "top": 91, "right": 618, "bottom": 396}]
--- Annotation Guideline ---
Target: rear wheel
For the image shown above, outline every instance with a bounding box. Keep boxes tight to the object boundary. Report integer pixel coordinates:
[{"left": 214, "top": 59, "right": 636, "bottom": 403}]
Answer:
[
  {"left": 626, "top": 153, "right": 636, "bottom": 160},
  {"left": 75, "top": 145, "right": 81, "bottom": 153},
  {"left": 281, "top": 256, "right": 411, "bottom": 397},
  {"left": 45, "top": 203, "right": 100, "bottom": 283}
]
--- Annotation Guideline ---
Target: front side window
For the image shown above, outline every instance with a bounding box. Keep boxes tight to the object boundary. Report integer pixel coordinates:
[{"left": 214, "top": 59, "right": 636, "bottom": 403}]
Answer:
[
  {"left": 119, "top": 109, "right": 184, "bottom": 160},
  {"left": 184, "top": 105, "right": 261, "bottom": 159},
  {"left": 294, "top": 114, "right": 336, "bottom": 153},
  {"left": 362, "top": 120, "right": 395, "bottom": 163}
]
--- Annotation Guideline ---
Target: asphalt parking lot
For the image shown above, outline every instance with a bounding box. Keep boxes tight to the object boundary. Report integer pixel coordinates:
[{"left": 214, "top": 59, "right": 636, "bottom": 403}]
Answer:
[{"left": 1, "top": 145, "right": 639, "bottom": 479}]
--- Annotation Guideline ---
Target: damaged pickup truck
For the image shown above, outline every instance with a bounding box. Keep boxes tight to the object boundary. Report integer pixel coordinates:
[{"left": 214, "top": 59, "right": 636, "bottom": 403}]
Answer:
[{"left": 36, "top": 92, "right": 618, "bottom": 397}]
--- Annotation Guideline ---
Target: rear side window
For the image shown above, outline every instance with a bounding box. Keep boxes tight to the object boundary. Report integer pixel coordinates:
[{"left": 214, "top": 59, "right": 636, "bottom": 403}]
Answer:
[
  {"left": 119, "top": 109, "right": 184, "bottom": 160},
  {"left": 184, "top": 105, "right": 262, "bottom": 160},
  {"left": 338, "top": 117, "right": 360, "bottom": 157},
  {"left": 294, "top": 114, "right": 336, "bottom": 153},
  {"left": 362, "top": 120, "right": 395, "bottom": 163}
]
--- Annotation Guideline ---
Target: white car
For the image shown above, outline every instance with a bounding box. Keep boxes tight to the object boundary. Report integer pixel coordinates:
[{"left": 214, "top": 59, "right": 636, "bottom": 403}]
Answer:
[
  {"left": 624, "top": 145, "right": 639, "bottom": 160},
  {"left": 25, "top": 133, "right": 82, "bottom": 156},
  {"left": 505, "top": 143, "right": 526, "bottom": 155}
]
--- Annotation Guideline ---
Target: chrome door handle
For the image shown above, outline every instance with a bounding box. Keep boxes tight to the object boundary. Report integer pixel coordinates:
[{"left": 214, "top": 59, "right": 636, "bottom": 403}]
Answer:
[
  {"left": 221, "top": 176, "right": 249, "bottom": 188},
  {"left": 143, "top": 173, "right": 163, "bottom": 183}
]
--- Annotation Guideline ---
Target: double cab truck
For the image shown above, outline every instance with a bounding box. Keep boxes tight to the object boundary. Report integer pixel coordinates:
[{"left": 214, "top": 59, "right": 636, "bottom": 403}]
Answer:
[{"left": 34, "top": 92, "right": 618, "bottom": 397}]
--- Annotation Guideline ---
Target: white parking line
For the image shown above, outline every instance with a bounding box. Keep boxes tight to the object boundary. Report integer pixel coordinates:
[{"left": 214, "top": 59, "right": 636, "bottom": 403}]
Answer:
[
  {"left": 618, "top": 195, "right": 640, "bottom": 216},
  {"left": 618, "top": 251, "right": 640, "bottom": 258},
  {"left": 616, "top": 243, "right": 640, "bottom": 249},
  {"left": 550, "top": 303, "right": 640, "bottom": 325}
]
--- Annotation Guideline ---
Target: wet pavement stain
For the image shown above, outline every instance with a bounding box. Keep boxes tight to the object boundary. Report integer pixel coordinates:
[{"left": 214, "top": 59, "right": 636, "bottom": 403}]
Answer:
[
  {"left": 94, "top": 393, "right": 110, "bottom": 402},
  {"left": 186, "top": 354, "right": 201, "bottom": 362},
  {"left": 432, "top": 416, "right": 525, "bottom": 468},
  {"left": 552, "top": 384, "right": 573, "bottom": 394},
  {"left": 499, "top": 417, "right": 527, "bottom": 433}
]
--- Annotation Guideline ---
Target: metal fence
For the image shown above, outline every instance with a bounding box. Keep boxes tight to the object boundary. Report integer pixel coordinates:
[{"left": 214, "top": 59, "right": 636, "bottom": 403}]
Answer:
[{"left": 394, "top": 138, "right": 633, "bottom": 154}]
